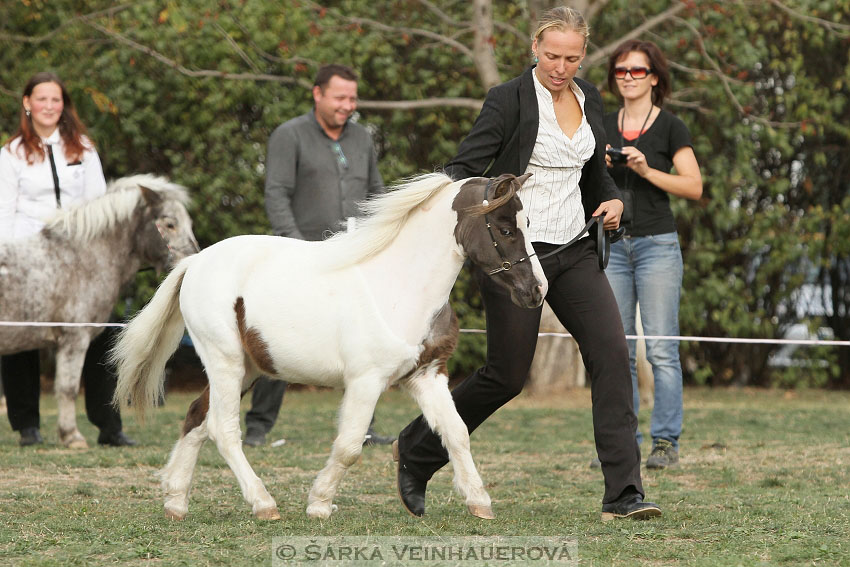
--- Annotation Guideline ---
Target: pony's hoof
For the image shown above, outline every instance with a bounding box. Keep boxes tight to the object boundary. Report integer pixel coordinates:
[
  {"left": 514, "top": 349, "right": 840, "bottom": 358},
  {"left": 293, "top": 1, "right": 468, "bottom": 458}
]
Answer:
[
  {"left": 66, "top": 438, "right": 89, "bottom": 449},
  {"left": 467, "top": 503, "right": 495, "bottom": 520},
  {"left": 164, "top": 508, "right": 186, "bottom": 521},
  {"left": 254, "top": 507, "right": 281, "bottom": 521},
  {"left": 306, "top": 502, "right": 336, "bottom": 519}
]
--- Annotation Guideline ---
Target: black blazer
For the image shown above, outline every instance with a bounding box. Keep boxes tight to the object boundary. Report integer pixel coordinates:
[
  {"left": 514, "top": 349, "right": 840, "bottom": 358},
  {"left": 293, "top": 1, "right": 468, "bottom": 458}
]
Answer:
[{"left": 444, "top": 67, "right": 622, "bottom": 223}]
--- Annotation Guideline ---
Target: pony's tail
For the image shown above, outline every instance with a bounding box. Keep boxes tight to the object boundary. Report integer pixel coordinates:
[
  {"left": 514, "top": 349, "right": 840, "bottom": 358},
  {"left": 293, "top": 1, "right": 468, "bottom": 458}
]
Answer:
[{"left": 111, "top": 255, "right": 194, "bottom": 420}]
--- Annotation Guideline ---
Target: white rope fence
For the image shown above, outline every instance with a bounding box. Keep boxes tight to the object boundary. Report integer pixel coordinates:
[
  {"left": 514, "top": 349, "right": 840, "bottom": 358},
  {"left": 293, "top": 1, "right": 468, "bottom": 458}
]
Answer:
[
  {"left": 460, "top": 328, "right": 850, "bottom": 347},
  {"left": 2, "top": 321, "right": 850, "bottom": 347}
]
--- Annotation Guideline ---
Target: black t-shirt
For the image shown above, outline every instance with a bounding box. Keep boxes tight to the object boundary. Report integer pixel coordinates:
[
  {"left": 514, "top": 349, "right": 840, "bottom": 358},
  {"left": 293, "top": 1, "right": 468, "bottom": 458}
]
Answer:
[{"left": 603, "top": 108, "right": 692, "bottom": 236}]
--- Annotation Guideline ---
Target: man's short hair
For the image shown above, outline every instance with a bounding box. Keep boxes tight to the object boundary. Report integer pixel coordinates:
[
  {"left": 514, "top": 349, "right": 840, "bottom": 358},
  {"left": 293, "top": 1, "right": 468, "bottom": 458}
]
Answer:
[{"left": 313, "top": 64, "right": 359, "bottom": 91}]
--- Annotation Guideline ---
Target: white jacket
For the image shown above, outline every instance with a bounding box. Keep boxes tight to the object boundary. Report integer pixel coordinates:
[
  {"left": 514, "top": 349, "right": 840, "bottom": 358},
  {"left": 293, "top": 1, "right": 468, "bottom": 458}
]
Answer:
[{"left": 0, "top": 129, "right": 106, "bottom": 241}]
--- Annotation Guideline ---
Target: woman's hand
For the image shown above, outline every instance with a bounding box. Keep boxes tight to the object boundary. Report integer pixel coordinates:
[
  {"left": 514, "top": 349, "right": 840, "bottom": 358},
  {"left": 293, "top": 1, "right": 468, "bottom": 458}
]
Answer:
[
  {"left": 622, "top": 146, "right": 651, "bottom": 177},
  {"left": 593, "top": 198, "right": 624, "bottom": 230}
]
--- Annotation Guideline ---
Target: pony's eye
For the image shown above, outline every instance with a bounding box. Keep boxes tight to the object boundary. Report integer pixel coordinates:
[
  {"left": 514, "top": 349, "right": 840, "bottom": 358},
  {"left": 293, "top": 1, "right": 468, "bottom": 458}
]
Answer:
[{"left": 500, "top": 228, "right": 513, "bottom": 237}]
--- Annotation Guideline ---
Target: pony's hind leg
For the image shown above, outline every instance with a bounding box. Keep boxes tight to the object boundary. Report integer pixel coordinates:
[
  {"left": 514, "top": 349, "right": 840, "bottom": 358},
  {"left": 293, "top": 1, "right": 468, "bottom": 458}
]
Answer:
[
  {"left": 159, "top": 387, "right": 210, "bottom": 520},
  {"left": 404, "top": 365, "right": 493, "bottom": 519},
  {"left": 54, "top": 336, "right": 90, "bottom": 448},
  {"left": 204, "top": 357, "right": 279, "bottom": 520},
  {"left": 306, "top": 376, "right": 384, "bottom": 519}
]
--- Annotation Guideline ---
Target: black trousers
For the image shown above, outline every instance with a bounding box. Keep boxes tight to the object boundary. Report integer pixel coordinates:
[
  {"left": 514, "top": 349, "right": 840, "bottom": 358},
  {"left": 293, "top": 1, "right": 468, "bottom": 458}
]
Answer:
[
  {"left": 245, "top": 376, "right": 380, "bottom": 435},
  {"left": 397, "top": 238, "right": 643, "bottom": 504},
  {"left": 245, "top": 376, "right": 288, "bottom": 435},
  {"left": 1, "top": 328, "right": 123, "bottom": 435}
]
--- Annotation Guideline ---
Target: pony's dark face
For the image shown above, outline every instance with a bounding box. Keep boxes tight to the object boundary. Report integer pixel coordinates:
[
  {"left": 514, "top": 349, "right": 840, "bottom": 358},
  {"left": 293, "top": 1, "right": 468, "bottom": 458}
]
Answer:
[
  {"left": 138, "top": 186, "right": 200, "bottom": 273},
  {"left": 453, "top": 174, "right": 547, "bottom": 308}
]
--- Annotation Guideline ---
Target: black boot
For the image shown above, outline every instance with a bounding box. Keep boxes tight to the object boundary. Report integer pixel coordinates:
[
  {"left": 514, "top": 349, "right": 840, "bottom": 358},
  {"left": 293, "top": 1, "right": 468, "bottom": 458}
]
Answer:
[
  {"left": 97, "top": 430, "right": 138, "bottom": 447},
  {"left": 19, "top": 427, "right": 43, "bottom": 447},
  {"left": 392, "top": 440, "right": 426, "bottom": 517}
]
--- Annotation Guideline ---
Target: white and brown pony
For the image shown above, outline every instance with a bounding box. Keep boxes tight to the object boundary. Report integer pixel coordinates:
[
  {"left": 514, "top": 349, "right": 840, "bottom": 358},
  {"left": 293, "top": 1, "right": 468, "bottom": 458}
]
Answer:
[
  {"left": 0, "top": 175, "right": 198, "bottom": 447},
  {"left": 111, "top": 172, "right": 547, "bottom": 521}
]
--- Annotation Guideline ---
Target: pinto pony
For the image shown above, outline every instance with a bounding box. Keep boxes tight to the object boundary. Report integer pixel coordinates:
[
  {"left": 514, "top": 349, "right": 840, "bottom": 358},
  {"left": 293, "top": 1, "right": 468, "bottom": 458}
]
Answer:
[
  {"left": 112, "top": 173, "right": 547, "bottom": 521},
  {"left": 0, "top": 175, "right": 198, "bottom": 447}
]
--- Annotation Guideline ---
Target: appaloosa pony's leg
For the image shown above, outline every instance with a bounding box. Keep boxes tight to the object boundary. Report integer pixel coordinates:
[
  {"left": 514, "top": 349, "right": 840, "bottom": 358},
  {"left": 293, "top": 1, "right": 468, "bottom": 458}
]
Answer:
[
  {"left": 203, "top": 355, "right": 279, "bottom": 520},
  {"left": 54, "top": 334, "right": 91, "bottom": 449},
  {"left": 306, "top": 375, "right": 384, "bottom": 519},
  {"left": 403, "top": 366, "right": 494, "bottom": 519},
  {"left": 159, "top": 387, "right": 210, "bottom": 520}
]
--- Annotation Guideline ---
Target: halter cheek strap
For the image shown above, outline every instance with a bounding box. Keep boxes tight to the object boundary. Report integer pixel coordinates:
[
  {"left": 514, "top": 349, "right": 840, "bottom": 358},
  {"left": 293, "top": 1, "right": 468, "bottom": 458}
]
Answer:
[{"left": 481, "top": 179, "right": 537, "bottom": 275}]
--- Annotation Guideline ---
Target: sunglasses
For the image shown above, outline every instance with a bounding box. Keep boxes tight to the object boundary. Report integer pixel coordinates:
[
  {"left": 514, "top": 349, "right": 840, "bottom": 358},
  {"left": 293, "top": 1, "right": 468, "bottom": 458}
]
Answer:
[
  {"left": 614, "top": 66, "right": 653, "bottom": 80},
  {"left": 331, "top": 142, "right": 348, "bottom": 170}
]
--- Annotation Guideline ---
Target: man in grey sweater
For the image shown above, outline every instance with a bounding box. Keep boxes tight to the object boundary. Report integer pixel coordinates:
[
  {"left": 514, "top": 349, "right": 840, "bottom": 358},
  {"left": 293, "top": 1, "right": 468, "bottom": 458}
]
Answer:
[{"left": 245, "top": 63, "right": 392, "bottom": 447}]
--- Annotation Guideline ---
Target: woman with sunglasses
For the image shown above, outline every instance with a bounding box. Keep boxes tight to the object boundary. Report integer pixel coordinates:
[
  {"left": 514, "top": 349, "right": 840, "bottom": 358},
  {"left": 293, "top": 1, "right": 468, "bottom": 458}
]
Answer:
[{"left": 602, "top": 40, "right": 703, "bottom": 470}]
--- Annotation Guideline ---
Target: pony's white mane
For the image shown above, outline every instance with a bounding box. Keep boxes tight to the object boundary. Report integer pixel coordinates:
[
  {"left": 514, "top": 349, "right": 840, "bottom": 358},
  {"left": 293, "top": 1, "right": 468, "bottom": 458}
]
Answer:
[
  {"left": 45, "top": 174, "right": 189, "bottom": 243},
  {"left": 320, "top": 172, "right": 455, "bottom": 267}
]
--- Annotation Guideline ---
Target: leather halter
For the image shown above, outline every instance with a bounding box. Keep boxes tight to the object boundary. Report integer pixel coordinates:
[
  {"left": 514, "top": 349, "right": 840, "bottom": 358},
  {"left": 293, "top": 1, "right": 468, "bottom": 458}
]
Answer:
[
  {"left": 481, "top": 179, "right": 538, "bottom": 276},
  {"left": 481, "top": 179, "right": 625, "bottom": 274}
]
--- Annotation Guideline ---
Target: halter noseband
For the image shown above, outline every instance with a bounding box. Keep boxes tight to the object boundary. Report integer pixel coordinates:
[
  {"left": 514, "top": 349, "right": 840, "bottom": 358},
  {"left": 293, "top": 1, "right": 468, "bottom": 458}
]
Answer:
[{"left": 482, "top": 179, "right": 537, "bottom": 276}]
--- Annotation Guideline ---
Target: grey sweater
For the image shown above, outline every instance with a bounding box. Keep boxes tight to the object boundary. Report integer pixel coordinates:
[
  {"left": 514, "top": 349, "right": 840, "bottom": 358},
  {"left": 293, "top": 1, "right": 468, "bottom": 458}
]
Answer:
[{"left": 264, "top": 110, "right": 383, "bottom": 241}]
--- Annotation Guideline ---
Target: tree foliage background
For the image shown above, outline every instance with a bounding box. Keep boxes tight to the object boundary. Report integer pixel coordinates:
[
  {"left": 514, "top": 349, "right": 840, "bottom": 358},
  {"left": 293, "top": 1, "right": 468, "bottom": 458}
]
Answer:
[{"left": 2, "top": 0, "right": 848, "bottom": 387}]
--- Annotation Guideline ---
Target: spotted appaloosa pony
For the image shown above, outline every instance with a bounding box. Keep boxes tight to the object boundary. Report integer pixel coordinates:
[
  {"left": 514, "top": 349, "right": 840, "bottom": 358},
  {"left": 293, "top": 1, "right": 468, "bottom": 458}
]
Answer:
[
  {"left": 0, "top": 175, "right": 198, "bottom": 448},
  {"left": 112, "top": 172, "right": 547, "bottom": 521}
]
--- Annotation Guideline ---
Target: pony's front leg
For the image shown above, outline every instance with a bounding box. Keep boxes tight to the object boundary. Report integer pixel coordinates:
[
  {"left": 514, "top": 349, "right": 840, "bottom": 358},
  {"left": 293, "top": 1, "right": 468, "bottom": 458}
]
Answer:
[
  {"left": 404, "top": 366, "right": 493, "bottom": 519},
  {"left": 306, "top": 376, "right": 384, "bottom": 519},
  {"left": 54, "top": 337, "right": 90, "bottom": 449}
]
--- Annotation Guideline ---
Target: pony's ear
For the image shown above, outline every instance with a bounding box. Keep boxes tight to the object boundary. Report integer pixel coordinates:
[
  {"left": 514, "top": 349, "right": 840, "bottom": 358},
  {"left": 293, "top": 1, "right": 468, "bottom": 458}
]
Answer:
[
  {"left": 492, "top": 174, "right": 517, "bottom": 199},
  {"left": 516, "top": 172, "right": 532, "bottom": 185},
  {"left": 139, "top": 185, "right": 163, "bottom": 207}
]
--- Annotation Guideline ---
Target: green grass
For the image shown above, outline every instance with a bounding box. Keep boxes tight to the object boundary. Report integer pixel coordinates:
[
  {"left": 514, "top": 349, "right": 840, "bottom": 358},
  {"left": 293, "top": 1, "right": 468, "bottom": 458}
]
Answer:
[{"left": 0, "top": 387, "right": 848, "bottom": 566}]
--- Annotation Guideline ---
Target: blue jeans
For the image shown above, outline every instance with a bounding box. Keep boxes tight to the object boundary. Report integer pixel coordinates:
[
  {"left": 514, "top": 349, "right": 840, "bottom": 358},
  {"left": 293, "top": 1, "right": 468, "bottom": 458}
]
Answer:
[{"left": 606, "top": 232, "right": 683, "bottom": 450}]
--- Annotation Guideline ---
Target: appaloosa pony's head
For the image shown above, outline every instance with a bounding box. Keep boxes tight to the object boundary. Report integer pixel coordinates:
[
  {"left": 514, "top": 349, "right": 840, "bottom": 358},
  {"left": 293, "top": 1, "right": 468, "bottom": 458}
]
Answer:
[
  {"left": 453, "top": 173, "right": 547, "bottom": 308},
  {"left": 47, "top": 174, "right": 200, "bottom": 274},
  {"left": 135, "top": 182, "right": 200, "bottom": 272}
]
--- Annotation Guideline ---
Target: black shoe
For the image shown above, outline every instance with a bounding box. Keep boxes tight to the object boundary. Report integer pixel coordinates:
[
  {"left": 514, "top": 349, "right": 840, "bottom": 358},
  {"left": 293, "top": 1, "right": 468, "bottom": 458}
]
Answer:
[
  {"left": 244, "top": 430, "right": 266, "bottom": 447},
  {"left": 363, "top": 428, "right": 396, "bottom": 447},
  {"left": 601, "top": 491, "right": 662, "bottom": 521},
  {"left": 97, "top": 431, "right": 138, "bottom": 447},
  {"left": 392, "top": 440, "right": 426, "bottom": 517},
  {"left": 19, "top": 427, "right": 43, "bottom": 447}
]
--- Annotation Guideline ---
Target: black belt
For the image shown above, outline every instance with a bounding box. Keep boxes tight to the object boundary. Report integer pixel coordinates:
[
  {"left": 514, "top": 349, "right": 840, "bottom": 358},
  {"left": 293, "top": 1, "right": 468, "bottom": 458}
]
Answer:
[{"left": 536, "top": 214, "right": 625, "bottom": 269}]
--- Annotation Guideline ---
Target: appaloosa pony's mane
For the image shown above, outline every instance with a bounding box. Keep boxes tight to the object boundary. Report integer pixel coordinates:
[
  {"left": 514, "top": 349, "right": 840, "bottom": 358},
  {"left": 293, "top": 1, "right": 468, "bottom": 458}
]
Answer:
[
  {"left": 321, "top": 172, "right": 455, "bottom": 267},
  {"left": 45, "top": 174, "right": 189, "bottom": 244}
]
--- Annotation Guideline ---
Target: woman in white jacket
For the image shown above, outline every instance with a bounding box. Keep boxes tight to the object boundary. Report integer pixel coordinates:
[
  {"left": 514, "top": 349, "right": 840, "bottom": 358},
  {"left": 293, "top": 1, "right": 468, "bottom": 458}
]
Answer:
[{"left": 0, "top": 72, "right": 135, "bottom": 447}]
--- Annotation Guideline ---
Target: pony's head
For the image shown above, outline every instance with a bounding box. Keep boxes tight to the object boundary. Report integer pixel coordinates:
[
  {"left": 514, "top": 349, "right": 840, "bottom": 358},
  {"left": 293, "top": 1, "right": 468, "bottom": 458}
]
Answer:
[
  {"left": 46, "top": 174, "right": 199, "bottom": 273},
  {"left": 127, "top": 176, "right": 200, "bottom": 273},
  {"left": 453, "top": 173, "right": 547, "bottom": 308}
]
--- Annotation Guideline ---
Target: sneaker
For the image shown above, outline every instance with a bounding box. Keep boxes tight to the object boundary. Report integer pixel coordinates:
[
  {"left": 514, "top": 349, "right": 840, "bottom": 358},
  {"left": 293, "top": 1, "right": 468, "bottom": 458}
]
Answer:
[
  {"left": 244, "top": 430, "right": 266, "bottom": 447},
  {"left": 19, "top": 427, "right": 43, "bottom": 447},
  {"left": 646, "top": 439, "right": 679, "bottom": 469}
]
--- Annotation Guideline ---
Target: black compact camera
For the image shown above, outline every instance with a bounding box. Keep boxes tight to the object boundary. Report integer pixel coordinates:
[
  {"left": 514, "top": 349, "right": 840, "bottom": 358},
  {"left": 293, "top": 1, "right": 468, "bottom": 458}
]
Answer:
[{"left": 606, "top": 147, "right": 628, "bottom": 165}]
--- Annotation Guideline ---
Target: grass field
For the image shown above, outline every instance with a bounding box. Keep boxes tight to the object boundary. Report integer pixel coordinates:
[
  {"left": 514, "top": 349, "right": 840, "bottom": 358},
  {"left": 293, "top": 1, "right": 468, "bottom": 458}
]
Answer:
[{"left": 0, "top": 386, "right": 848, "bottom": 566}]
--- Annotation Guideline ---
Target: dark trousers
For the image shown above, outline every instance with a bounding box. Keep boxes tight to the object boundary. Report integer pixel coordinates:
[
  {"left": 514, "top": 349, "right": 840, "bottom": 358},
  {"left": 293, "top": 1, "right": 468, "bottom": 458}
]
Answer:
[
  {"left": 397, "top": 238, "right": 643, "bottom": 504},
  {"left": 1, "top": 328, "right": 123, "bottom": 435},
  {"left": 245, "top": 376, "right": 288, "bottom": 435},
  {"left": 245, "top": 376, "right": 379, "bottom": 435}
]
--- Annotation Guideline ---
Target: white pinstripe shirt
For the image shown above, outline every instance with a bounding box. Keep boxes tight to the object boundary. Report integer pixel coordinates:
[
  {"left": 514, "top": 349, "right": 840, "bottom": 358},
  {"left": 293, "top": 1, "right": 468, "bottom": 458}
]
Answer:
[{"left": 520, "top": 72, "right": 595, "bottom": 244}]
